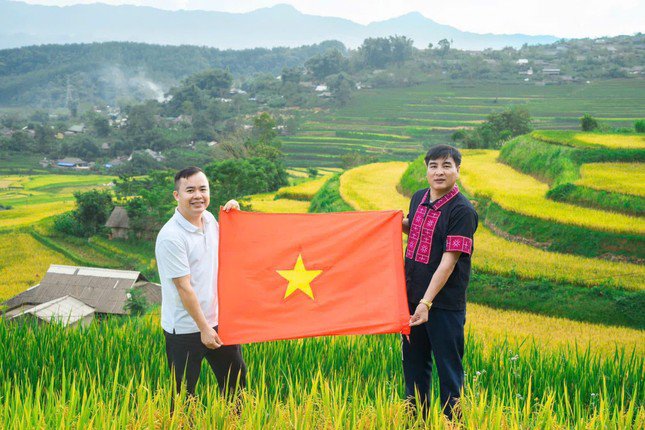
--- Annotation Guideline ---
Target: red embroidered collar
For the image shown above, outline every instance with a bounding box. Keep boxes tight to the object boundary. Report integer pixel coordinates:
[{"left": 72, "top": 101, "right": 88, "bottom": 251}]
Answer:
[{"left": 424, "top": 185, "right": 460, "bottom": 210}]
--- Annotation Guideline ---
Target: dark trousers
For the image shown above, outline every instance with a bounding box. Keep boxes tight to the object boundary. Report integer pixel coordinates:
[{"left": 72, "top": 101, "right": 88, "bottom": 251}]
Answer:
[
  {"left": 164, "top": 328, "right": 247, "bottom": 399},
  {"left": 402, "top": 305, "right": 465, "bottom": 419}
]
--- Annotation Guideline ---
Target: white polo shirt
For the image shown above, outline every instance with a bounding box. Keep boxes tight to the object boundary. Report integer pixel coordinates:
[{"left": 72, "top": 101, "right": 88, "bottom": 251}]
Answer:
[{"left": 155, "top": 208, "right": 218, "bottom": 334}]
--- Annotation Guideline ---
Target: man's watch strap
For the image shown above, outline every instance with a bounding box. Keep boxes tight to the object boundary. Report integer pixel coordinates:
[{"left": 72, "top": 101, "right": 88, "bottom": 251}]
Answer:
[{"left": 420, "top": 299, "right": 433, "bottom": 310}]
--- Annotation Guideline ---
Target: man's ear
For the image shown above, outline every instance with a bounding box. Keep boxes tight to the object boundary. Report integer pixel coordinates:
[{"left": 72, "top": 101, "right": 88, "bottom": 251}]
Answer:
[{"left": 173, "top": 190, "right": 179, "bottom": 202}]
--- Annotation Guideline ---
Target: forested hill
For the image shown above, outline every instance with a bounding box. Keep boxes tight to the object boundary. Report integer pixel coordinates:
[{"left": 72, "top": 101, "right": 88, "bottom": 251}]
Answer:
[
  {"left": 0, "top": 41, "right": 345, "bottom": 107},
  {"left": 0, "top": 33, "right": 642, "bottom": 108}
]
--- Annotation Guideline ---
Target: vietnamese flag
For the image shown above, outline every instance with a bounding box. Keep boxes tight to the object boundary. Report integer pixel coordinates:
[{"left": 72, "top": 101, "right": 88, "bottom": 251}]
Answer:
[{"left": 217, "top": 209, "right": 410, "bottom": 344}]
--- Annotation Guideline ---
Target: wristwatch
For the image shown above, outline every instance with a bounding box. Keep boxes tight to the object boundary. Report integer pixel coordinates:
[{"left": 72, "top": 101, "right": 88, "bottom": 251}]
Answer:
[{"left": 420, "top": 299, "right": 432, "bottom": 310}]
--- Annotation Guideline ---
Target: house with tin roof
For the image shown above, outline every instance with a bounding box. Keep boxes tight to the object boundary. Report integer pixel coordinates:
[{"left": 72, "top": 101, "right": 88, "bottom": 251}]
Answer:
[{"left": 2, "top": 265, "right": 161, "bottom": 324}]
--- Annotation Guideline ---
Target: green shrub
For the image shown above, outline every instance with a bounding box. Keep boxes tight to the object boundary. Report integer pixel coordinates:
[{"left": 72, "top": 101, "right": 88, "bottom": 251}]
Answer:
[
  {"left": 580, "top": 114, "right": 599, "bottom": 131},
  {"left": 308, "top": 174, "right": 353, "bottom": 213},
  {"left": 547, "top": 184, "right": 645, "bottom": 217}
]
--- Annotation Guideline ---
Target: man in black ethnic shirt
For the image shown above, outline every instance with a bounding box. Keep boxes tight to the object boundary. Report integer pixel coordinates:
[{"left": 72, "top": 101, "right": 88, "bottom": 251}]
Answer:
[{"left": 402, "top": 144, "right": 478, "bottom": 420}]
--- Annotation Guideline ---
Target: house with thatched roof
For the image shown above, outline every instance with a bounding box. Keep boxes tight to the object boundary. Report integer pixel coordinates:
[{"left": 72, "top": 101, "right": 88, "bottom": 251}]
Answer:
[
  {"left": 106, "top": 206, "right": 130, "bottom": 239},
  {"left": 2, "top": 265, "right": 161, "bottom": 322}
]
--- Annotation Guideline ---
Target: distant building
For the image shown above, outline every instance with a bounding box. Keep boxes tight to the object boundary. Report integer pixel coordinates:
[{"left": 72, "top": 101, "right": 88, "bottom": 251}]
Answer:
[
  {"left": 56, "top": 157, "right": 87, "bottom": 168},
  {"left": 542, "top": 68, "right": 561, "bottom": 75},
  {"left": 144, "top": 148, "right": 165, "bottom": 162},
  {"left": 105, "top": 206, "right": 130, "bottom": 240},
  {"left": 2, "top": 265, "right": 161, "bottom": 320},
  {"left": 67, "top": 124, "right": 86, "bottom": 134},
  {"left": 315, "top": 85, "right": 328, "bottom": 92},
  {"left": 516, "top": 59, "right": 529, "bottom": 65}
]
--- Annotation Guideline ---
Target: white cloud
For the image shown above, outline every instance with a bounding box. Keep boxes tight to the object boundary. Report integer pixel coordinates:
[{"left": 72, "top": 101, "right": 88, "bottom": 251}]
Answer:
[{"left": 19, "top": 0, "right": 645, "bottom": 38}]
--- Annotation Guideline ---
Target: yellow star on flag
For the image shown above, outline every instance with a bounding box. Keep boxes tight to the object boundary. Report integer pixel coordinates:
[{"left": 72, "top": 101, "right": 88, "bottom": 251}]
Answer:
[{"left": 276, "top": 254, "right": 323, "bottom": 300}]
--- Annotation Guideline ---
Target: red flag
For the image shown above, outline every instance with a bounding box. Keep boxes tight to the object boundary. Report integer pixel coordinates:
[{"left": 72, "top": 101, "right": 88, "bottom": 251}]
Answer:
[{"left": 217, "top": 210, "right": 410, "bottom": 344}]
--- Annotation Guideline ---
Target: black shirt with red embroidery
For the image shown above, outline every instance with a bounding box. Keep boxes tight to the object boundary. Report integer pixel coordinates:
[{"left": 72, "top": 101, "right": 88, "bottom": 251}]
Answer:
[{"left": 405, "top": 186, "right": 478, "bottom": 310}]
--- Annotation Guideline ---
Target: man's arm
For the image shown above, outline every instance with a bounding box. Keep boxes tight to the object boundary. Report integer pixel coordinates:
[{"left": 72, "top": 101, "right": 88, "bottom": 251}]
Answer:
[
  {"left": 172, "top": 274, "right": 222, "bottom": 349},
  {"left": 402, "top": 217, "right": 410, "bottom": 235},
  {"left": 409, "top": 251, "right": 460, "bottom": 326}
]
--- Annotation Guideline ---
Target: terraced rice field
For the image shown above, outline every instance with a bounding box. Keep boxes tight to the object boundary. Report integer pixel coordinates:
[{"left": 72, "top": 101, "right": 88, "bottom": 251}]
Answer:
[
  {"left": 0, "top": 232, "right": 73, "bottom": 301},
  {"left": 576, "top": 163, "right": 645, "bottom": 196},
  {"left": 0, "top": 174, "right": 114, "bottom": 229},
  {"left": 340, "top": 162, "right": 645, "bottom": 291},
  {"left": 458, "top": 150, "right": 644, "bottom": 234},
  {"left": 276, "top": 174, "right": 333, "bottom": 200},
  {"left": 283, "top": 79, "right": 645, "bottom": 167},
  {"left": 243, "top": 192, "right": 311, "bottom": 213},
  {"left": 531, "top": 130, "right": 645, "bottom": 149}
]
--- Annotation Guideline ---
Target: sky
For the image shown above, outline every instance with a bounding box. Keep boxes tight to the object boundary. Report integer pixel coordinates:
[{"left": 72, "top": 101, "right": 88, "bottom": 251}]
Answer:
[{"left": 19, "top": 0, "right": 645, "bottom": 38}]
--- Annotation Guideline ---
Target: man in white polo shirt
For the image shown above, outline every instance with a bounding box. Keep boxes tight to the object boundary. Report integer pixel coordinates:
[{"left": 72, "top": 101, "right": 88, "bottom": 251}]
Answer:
[{"left": 155, "top": 166, "right": 246, "bottom": 405}]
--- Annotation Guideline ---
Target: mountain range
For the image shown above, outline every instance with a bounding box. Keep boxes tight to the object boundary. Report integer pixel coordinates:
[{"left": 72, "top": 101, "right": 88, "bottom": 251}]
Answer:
[{"left": 0, "top": 0, "right": 559, "bottom": 51}]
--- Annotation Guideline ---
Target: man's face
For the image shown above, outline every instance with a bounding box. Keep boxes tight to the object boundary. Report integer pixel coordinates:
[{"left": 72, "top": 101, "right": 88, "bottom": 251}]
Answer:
[
  {"left": 426, "top": 156, "right": 459, "bottom": 194},
  {"left": 173, "top": 172, "right": 210, "bottom": 218}
]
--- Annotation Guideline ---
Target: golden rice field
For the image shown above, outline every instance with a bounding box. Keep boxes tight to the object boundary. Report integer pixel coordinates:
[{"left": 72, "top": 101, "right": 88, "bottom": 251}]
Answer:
[
  {"left": 243, "top": 192, "right": 311, "bottom": 213},
  {"left": 576, "top": 162, "right": 645, "bottom": 196},
  {"left": 276, "top": 174, "right": 333, "bottom": 200},
  {"left": 458, "top": 150, "right": 644, "bottom": 234},
  {"left": 0, "top": 174, "right": 114, "bottom": 229},
  {"left": 467, "top": 303, "right": 644, "bottom": 355},
  {"left": 0, "top": 201, "right": 75, "bottom": 230},
  {"left": 575, "top": 133, "right": 645, "bottom": 149},
  {"left": 340, "top": 162, "right": 645, "bottom": 291},
  {"left": 0, "top": 232, "right": 73, "bottom": 302},
  {"left": 531, "top": 131, "right": 645, "bottom": 149}
]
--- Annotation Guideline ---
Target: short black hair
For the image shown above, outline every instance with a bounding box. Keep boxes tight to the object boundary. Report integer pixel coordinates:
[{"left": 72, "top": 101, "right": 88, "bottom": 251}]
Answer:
[
  {"left": 174, "top": 166, "right": 204, "bottom": 190},
  {"left": 424, "top": 144, "right": 462, "bottom": 167}
]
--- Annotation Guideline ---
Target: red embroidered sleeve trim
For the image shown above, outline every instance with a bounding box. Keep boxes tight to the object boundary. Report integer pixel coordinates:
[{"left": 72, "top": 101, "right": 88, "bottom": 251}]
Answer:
[{"left": 446, "top": 235, "right": 472, "bottom": 255}]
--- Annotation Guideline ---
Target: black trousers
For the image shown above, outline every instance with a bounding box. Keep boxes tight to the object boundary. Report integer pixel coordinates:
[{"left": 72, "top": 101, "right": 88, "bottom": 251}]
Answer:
[
  {"left": 402, "top": 305, "right": 466, "bottom": 419},
  {"left": 163, "top": 328, "right": 247, "bottom": 398}
]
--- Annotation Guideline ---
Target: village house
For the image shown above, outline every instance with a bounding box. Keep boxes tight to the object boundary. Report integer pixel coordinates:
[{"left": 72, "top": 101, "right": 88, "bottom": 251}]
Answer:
[
  {"left": 56, "top": 157, "right": 87, "bottom": 168},
  {"left": 2, "top": 265, "right": 161, "bottom": 326},
  {"left": 105, "top": 206, "right": 130, "bottom": 239},
  {"left": 9, "top": 296, "right": 95, "bottom": 328},
  {"left": 67, "top": 124, "right": 86, "bottom": 134}
]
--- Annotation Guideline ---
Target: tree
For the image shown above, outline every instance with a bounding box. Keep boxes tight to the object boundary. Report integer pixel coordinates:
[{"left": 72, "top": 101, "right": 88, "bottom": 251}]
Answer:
[
  {"left": 389, "top": 35, "right": 415, "bottom": 65},
  {"left": 93, "top": 116, "right": 110, "bottom": 137},
  {"left": 204, "top": 157, "right": 288, "bottom": 208},
  {"left": 359, "top": 37, "right": 393, "bottom": 68},
  {"left": 326, "top": 73, "right": 354, "bottom": 106},
  {"left": 54, "top": 189, "right": 114, "bottom": 237},
  {"left": 305, "top": 50, "right": 347, "bottom": 80},
  {"left": 281, "top": 67, "right": 302, "bottom": 85},
  {"left": 116, "top": 171, "right": 175, "bottom": 236},
  {"left": 581, "top": 114, "right": 599, "bottom": 131},
  {"left": 487, "top": 107, "right": 533, "bottom": 138},
  {"left": 438, "top": 39, "right": 451, "bottom": 56},
  {"left": 252, "top": 112, "right": 277, "bottom": 146}
]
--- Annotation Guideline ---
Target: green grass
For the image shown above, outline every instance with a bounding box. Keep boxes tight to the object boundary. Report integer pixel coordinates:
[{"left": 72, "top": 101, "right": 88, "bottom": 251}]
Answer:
[
  {"left": 308, "top": 174, "right": 354, "bottom": 213},
  {"left": 547, "top": 184, "right": 645, "bottom": 217},
  {"left": 469, "top": 270, "right": 645, "bottom": 330}
]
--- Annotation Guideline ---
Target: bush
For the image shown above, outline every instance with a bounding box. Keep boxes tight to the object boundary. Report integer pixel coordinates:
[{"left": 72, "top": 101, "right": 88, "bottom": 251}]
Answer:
[
  {"left": 124, "top": 287, "right": 149, "bottom": 316},
  {"left": 53, "top": 189, "right": 114, "bottom": 237},
  {"left": 580, "top": 114, "right": 599, "bottom": 131},
  {"left": 635, "top": 119, "right": 645, "bottom": 133},
  {"left": 53, "top": 211, "right": 87, "bottom": 237}
]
